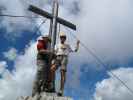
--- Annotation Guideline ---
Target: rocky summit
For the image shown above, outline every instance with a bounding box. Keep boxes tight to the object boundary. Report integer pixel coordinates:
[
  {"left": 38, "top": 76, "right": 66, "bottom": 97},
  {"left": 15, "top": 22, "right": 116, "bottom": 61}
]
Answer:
[{"left": 17, "top": 92, "right": 73, "bottom": 100}]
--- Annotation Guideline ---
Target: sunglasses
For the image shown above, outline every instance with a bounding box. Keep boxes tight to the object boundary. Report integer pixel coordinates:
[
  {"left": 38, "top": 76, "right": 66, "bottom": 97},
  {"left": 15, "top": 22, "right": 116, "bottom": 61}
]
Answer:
[{"left": 60, "top": 36, "right": 66, "bottom": 39}]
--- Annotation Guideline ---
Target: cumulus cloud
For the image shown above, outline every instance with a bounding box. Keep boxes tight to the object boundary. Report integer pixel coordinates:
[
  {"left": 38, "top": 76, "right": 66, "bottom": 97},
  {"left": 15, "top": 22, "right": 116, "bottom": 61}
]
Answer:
[
  {"left": 0, "top": 42, "right": 37, "bottom": 100},
  {"left": 3, "top": 48, "right": 17, "bottom": 61},
  {"left": 0, "top": 0, "right": 33, "bottom": 33},
  {"left": 0, "top": 61, "right": 7, "bottom": 74},
  {"left": 76, "top": 0, "right": 133, "bottom": 63},
  {"left": 0, "top": 0, "right": 46, "bottom": 39},
  {"left": 94, "top": 67, "right": 133, "bottom": 100}
]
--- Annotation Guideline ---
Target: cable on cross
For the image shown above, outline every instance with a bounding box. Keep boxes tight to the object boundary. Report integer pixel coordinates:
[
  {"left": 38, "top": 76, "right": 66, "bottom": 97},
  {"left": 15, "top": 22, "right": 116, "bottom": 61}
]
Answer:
[
  {"left": 34, "top": 19, "right": 47, "bottom": 34},
  {"left": 0, "top": 13, "right": 47, "bottom": 34},
  {"left": 0, "top": 14, "right": 42, "bottom": 19}
]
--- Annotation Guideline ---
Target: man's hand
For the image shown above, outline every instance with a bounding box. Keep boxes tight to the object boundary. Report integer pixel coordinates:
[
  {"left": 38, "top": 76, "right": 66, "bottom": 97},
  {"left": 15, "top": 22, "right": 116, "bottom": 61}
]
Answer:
[
  {"left": 75, "top": 40, "right": 80, "bottom": 52},
  {"left": 49, "top": 49, "right": 56, "bottom": 55}
]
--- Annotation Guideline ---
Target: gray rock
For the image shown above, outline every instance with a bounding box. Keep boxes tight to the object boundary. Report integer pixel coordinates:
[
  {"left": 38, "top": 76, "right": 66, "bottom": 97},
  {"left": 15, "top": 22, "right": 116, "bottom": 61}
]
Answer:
[{"left": 17, "top": 92, "right": 73, "bottom": 100}]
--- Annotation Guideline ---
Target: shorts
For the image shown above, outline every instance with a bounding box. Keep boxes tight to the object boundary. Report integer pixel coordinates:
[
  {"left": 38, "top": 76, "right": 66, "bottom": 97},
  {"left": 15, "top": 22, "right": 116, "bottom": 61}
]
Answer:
[{"left": 52, "top": 55, "right": 68, "bottom": 71}]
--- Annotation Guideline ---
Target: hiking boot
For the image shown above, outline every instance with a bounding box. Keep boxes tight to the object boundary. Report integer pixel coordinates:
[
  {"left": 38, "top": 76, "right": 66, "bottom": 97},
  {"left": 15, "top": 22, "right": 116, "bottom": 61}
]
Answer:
[{"left": 57, "top": 90, "right": 63, "bottom": 96}]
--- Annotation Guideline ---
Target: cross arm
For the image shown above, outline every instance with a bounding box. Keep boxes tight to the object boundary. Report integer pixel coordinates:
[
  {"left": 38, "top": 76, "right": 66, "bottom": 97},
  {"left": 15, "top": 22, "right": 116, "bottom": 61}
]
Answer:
[
  {"left": 57, "top": 17, "right": 76, "bottom": 31},
  {"left": 28, "top": 5, "right": 76, "bottom": 30}
]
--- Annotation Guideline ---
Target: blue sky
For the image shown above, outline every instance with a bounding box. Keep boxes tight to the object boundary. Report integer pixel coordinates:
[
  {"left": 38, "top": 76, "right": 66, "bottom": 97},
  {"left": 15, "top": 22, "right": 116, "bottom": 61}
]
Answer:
[{"left": 0, "top": 0, "right": 133, "bottom": 100}]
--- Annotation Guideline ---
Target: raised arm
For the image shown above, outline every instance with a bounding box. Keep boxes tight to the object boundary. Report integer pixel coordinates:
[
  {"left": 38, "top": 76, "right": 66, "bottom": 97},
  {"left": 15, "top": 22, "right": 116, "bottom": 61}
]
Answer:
[{"left": 68, "top": 40, "right": 80, "bottom": 53}]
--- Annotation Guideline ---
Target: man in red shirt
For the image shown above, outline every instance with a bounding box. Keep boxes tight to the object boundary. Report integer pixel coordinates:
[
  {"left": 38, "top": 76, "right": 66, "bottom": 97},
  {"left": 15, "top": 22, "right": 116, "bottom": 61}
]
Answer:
[{"left": 32, "top": 35, "right": 52, "bottom": 96}]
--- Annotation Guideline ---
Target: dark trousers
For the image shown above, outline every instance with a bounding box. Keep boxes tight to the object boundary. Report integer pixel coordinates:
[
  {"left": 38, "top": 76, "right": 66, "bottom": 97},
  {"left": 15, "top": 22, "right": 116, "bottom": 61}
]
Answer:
[{"left": 32, "top": 60, "right": 49, "bottom": 96}]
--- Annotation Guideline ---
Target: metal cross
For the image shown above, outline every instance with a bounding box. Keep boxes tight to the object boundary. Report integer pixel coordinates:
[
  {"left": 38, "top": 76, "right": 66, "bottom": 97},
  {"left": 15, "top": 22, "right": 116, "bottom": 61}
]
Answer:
[{"left": 28, "top": 0, "right": 76, "bottom": 50}]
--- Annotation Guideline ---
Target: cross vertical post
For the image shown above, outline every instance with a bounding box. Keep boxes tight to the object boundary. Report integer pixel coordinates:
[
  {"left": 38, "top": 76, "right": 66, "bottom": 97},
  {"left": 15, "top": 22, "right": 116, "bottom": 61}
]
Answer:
[
  {"left": 48, "top": 0, "right": 59, "bottom": 92},
  {"left": 51, "top": 0, "right": 59, "bottom": 51}
]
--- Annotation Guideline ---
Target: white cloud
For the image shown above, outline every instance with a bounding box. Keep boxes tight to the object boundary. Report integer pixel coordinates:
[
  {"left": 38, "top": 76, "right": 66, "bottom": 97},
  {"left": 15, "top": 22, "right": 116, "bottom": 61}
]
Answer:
[
  {"left": 0, "top": 42, "right": 37, "bottom": 100},
  {"left": 76, "top": 0, "right": 133, "bottom": 63},
  {"left": 0, "top": 61, "right": 7, "bottom": 74},
  {"left": 0, "top": 0, "right": 41, "bottom": 39},
  {"left": 94, "top": 67, "right": 133, "bottom": 100},
  {"left": 3, "top": 48, "right": 17, "bottom": 61},
  {"left": 0, "top": 0, "right": 31, "bottom": 30}
]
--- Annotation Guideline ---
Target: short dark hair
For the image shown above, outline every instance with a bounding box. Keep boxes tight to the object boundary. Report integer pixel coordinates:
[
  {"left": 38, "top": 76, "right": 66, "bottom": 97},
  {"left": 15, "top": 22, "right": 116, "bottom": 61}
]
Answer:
[
  {"left": 60, "top": 36, "right": 66, "bottom": 39},
  {"left": 42, "top": 36, "right": 51, "bottom": 42}
]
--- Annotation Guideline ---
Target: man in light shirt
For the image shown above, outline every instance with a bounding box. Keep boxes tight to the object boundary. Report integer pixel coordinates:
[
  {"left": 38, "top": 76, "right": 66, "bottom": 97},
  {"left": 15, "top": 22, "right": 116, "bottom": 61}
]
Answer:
[{"left": 50, "top": 32, "right": 80, "bottom": 96}]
